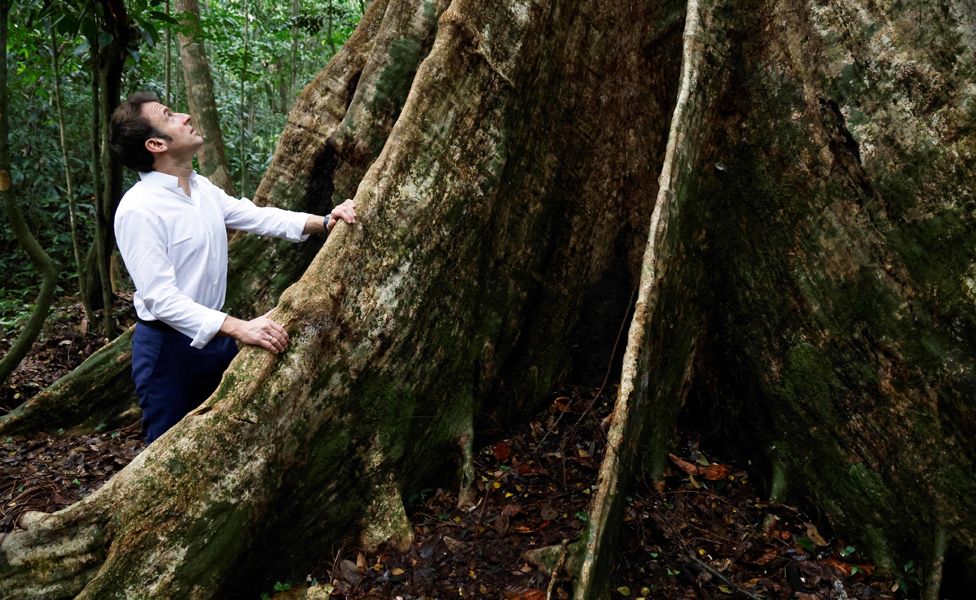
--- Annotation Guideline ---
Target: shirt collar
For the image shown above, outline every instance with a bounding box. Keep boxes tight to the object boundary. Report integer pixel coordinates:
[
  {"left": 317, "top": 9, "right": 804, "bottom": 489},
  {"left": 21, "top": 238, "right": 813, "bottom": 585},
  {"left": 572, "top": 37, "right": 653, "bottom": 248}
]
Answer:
[{"left": 138, "top": 170, "right": 198, "bottom": 190}]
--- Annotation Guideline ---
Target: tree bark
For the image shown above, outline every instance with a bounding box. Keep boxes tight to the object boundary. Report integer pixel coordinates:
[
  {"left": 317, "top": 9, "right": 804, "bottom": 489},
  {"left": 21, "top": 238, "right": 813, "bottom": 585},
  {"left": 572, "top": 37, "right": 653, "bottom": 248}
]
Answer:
[
  {"left": 575, "top": 0, "right": 727, "bottom": 594},
  {"left": 721, "top": 0, "right": 975, "bottom": 578},
  {"left": 83, "top": 0, "right": 130, "bottom": 337},
  {"left": 49, "top": 22, "right": 92, "bottom": 323},
  {"left": 3, "top": 0, "right": 975, "bottom": 597},
  {"left": 0, "top": 1, "right": 61, "bottom": 388},
  {"left": 0, "top": 0, "right": 675, "bottom": 595},
  {"left": 176, "top": 0, "right": 236, "bottom": 195}
]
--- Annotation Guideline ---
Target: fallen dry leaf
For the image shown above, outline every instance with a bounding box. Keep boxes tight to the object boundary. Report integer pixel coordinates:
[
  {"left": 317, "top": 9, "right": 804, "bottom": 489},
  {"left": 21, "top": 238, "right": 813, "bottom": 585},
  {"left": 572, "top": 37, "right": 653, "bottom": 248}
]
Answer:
[
  {"left": 494, "top": 441, "right": 512, "bottom": 462},
  {"left": 668, "top": 453, "right": 731, "bottom": 480},
  {"left": 804, "top": 522, "right": 829, "bottom": 546}
]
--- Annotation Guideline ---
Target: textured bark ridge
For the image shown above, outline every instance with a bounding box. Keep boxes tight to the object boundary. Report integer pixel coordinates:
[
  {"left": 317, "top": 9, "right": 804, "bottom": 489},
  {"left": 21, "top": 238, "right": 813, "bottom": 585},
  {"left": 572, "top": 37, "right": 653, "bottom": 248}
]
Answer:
[
  {"left": 577, "top": 0, "right": 976, "bottom": 589},
  {"left": 575, "top": 0, "right": 729, "bottom": 594},
  {"left": 2, "top": 0, "right": 975, "bottom": 597}
]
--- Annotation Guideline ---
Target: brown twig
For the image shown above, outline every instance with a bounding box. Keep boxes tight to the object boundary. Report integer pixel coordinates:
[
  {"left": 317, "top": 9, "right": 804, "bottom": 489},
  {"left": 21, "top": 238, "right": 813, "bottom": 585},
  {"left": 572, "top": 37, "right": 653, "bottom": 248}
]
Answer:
[
  {"left": 684, "top": 551, "right": 764, "bottom": 600},
  {"left": 546, "top": 538, "right": 570, "bottom": 600}
]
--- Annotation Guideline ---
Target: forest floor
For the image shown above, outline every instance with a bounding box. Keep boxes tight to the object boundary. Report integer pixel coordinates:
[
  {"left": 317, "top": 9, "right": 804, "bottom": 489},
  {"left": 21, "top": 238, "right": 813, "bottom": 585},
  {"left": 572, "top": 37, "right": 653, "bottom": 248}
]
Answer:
[{"left": 1, "top": 298, "right": 909, "bottom": 599}]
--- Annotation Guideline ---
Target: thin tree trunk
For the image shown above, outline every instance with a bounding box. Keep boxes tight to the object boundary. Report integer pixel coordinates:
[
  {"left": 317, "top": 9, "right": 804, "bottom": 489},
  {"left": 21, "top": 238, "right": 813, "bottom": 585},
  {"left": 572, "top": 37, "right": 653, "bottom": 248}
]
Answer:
[
  {"left": 85, "top": 25, "right": 111, "bottom": 330},
  {"left": 176, "top": 0, "right": 236, "bottom": 194},
  {"left": 0, "top": 0, "right": 61, "bottom": 387},
  {"left": 49, "top": 22, "right": 92, "bottom": 324},
  {"left": 238, "top": 0, "right": 249, "bottom": 196},
  {"left": 289, "top": 0, "right": 300, "bottom": 100},
  {"left": 165, "top": 0, "right": 171, "bottom": 105},
  {"left": 84, "top": 0, "right": 128, "bottom": 338},
  {"left": 327, "top": 0, "right": 336, "bottom": 54}
]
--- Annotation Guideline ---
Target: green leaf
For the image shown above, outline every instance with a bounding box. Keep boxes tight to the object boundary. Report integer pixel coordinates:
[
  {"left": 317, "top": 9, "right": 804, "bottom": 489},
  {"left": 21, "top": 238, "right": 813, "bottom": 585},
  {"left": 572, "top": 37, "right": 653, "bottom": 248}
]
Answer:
[
  {"left": 840, "top": 545, "right": 856, "bottom": 557},
  {"left": 794, "top": 535, "right": 815, "bottom": 552},
  {"left": 148, "top": 10, "right": 179, "bottom": 26}
]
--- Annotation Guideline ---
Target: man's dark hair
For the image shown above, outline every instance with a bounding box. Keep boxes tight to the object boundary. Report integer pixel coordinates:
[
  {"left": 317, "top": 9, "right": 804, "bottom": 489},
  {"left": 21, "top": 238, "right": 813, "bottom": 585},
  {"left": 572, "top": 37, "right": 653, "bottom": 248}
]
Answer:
[{"left": 109, "top": 92, "right": 170, "bottom": 173}]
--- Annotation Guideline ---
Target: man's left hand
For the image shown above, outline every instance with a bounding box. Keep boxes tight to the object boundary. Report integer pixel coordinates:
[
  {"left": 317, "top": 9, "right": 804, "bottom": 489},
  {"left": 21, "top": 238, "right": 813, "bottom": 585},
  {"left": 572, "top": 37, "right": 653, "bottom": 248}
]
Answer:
[{"left": 327, "top": 199, "right": 357, "bottom": 231}]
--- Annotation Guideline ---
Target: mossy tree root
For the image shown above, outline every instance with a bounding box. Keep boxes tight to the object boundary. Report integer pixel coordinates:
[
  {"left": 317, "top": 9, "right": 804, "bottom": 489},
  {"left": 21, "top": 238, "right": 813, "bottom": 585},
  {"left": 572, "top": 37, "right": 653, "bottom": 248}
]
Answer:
[
  {"left": 924, "top": 526, "right": 947, "bottom": 600},
  {"left": 0, "top": 507, "right": 109, "bottom": 600},
  {"left": 0, "top": 328, "right": 136, "bottom": 436},
  {"left": 573, "top": 0, "right": 732, "bottom": 596}
]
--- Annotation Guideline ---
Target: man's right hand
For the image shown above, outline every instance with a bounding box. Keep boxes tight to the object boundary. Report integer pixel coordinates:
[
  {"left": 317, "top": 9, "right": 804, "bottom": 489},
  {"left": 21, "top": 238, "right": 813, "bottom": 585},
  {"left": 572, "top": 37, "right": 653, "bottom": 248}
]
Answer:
[{"left": 220, "top": 311, "right": 289, "bottom": 354}]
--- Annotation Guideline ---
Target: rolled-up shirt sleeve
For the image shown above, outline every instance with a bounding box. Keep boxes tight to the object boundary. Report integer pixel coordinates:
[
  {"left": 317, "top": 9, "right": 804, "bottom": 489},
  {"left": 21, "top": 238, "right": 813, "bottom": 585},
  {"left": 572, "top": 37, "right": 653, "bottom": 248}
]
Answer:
[
  {"left": 219, "top": 189, "right": 312, "bottom": 241},
  {"left": 115, "top": 209, "right": 227, "bottom": 348}
]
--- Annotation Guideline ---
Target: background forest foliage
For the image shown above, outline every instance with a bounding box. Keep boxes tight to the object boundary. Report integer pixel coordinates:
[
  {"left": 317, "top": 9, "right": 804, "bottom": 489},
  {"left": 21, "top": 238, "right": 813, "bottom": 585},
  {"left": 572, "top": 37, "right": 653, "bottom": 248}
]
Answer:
[{"left": 0, "top": 0, "right": 363, "bottom": 334}]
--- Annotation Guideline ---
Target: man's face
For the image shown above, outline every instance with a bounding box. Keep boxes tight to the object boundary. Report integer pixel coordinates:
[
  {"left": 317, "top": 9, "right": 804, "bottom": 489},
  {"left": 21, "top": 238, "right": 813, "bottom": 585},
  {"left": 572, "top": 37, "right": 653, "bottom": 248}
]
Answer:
[{"left": 141, "top": 101, "right": 204, "bottom": 158}]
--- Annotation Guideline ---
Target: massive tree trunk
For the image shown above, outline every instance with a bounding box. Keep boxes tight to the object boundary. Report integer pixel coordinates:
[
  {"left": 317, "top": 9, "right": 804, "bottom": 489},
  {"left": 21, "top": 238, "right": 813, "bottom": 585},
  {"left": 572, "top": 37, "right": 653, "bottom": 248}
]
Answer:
[
  {"left": 701, "top": 0, "right": 976, "bottom": 580},
  {"left": 2, "top": 0, "right": 975, "bottom": 598},
  {"left": 0, "top": 0, "right": 676, "bottom": 595},
  {"left": 177, "top": 0, "right": 236, "bottom": 195}
]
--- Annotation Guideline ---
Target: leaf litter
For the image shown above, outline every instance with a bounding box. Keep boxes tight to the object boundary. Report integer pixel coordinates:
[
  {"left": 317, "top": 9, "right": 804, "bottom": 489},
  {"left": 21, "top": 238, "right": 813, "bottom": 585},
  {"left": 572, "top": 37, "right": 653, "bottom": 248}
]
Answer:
[{"left": 298, "top": 388, "right": 902, "bottom": 599}]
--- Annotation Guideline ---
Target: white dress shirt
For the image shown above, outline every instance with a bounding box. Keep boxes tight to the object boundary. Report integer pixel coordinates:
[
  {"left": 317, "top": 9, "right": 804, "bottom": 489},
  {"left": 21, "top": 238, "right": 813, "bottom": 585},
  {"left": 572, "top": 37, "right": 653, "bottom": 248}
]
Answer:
[{"left": 115, "top": 170, "right": 312, "bottom": 348}]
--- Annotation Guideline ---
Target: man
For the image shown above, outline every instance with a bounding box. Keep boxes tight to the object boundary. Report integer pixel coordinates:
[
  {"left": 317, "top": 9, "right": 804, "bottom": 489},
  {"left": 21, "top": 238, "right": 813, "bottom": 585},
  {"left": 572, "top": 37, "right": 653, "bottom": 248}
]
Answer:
[{"left": 108, "top": 92, "right": 356, "bottom": 442}]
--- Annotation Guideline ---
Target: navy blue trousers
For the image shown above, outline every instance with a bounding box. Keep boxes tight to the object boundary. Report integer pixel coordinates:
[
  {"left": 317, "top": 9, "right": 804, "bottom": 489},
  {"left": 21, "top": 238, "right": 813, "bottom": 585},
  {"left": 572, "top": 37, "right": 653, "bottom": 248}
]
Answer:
[{"left": 131, "top": 322, "right": 238, "bottom": 442}]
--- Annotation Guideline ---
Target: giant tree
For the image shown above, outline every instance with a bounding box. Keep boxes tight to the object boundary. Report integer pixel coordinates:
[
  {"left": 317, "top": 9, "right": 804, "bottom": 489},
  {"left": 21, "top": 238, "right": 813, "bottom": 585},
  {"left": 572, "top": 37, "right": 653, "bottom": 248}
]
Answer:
[{"left": 1, "top": 0, "right": 974, "bottom": 599}]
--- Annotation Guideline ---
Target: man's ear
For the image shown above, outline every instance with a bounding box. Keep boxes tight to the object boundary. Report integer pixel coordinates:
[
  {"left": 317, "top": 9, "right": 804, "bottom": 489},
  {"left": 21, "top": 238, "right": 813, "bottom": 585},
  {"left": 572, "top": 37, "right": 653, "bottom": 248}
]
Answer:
[{"left": 145, "top": 137, "right": 167, "bottom": 154}]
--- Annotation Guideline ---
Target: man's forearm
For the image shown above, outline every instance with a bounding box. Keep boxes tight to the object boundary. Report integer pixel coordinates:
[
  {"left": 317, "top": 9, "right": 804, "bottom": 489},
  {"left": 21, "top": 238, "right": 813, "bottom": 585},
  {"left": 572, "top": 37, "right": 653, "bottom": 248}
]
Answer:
[{"left": 303, "top": 214, "right": 327, "bottom": 235}]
